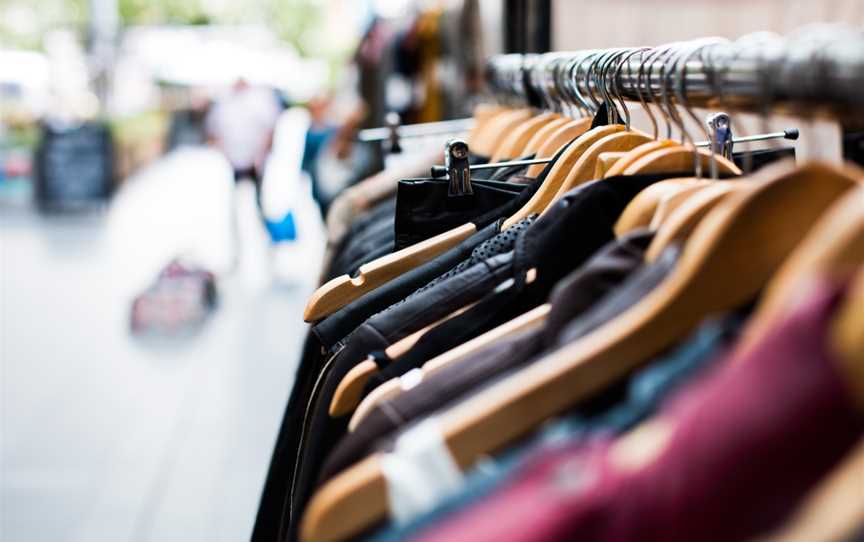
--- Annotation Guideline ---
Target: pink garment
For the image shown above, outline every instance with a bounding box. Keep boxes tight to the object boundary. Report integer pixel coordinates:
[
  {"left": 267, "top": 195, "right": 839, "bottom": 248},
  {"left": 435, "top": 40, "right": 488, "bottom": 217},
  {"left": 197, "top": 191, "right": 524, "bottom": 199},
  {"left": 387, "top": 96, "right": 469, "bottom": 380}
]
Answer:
[{"left": 412, "top": 280, "right": 864, "bottom": 542}]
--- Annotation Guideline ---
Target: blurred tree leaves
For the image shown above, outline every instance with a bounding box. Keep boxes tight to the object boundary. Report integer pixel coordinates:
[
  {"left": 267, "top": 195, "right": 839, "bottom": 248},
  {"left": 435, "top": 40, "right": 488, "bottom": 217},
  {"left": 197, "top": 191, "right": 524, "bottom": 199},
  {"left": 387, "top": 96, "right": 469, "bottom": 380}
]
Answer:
[
  {"left": 118, "top": 0, "right": 211, "bottom": 26},
  {"left": 265, "top": 0, "right": 322, "bottom": 56},
  {"left": 1, "top": 0, "right": 327, "bottom": 57}
]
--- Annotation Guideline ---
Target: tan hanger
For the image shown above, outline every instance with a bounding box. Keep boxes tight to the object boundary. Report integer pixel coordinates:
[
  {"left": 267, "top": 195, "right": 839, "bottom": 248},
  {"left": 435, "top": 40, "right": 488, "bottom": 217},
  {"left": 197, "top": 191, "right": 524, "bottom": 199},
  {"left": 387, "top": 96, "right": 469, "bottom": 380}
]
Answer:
[
  {"left": 502, "top": 124, "right": 625, "bottom": 229},
  {"left": 594, "top": 151, "right": 627, "bottom": 178},
  {"left": 521, "top": 117, "right": 569, "bottom": 156},
  {"left": 648, "top": 182, "right": 713, "bottom": 230},
  {"left": 524, "top": 117, "right": 593, "bottom": 178},
  {"left": 300, "top": 163, "right": 857, "bottom": 542},
  {"left": 623, "top": 145, "right": 742, "bottom": 177},
  {"left": 735, "top": 182, "right": 864, "bottom": 361},
  {"left": 613, "top": 179, "right": 707, "bottom": 236},
  {"left": 603, "top": 139, "right": 680, "bottom": 177},
  {"left": 304, "top": 223, "right": 476, "bottom": 322},
  {"left": 348, "top": 304, "right": 551, "bottom": 431},
  {"left": 466, "top": 104, "right": 510, "bottom": 144},
  {"left": 490, "top": 112, "right": 560, "bottom": 163},
  {"left": 549, "top": 130, "right": 655, "bottom": 200},
  {"left": 472, "top": 108, "right": 534, "bottom": 158},
  {"left": 644, "top": 182, "right": 742, "bottom": 262}
]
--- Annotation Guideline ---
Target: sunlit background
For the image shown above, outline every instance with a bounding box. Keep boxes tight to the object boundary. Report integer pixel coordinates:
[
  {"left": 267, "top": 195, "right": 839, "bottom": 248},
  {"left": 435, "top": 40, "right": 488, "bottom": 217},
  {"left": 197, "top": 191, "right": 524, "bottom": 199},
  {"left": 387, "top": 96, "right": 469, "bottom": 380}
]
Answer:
[{"left": 1, "top": 1, "right": 496, "bottom": 540}]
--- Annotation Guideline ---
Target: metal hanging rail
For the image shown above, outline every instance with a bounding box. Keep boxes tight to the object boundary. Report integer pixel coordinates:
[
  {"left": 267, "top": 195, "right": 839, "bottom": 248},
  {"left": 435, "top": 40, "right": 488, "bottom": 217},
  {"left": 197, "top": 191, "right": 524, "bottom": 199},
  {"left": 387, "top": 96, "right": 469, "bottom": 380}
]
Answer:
[{"left": 485, "top": 26, "right": 864, "bottom": 120}]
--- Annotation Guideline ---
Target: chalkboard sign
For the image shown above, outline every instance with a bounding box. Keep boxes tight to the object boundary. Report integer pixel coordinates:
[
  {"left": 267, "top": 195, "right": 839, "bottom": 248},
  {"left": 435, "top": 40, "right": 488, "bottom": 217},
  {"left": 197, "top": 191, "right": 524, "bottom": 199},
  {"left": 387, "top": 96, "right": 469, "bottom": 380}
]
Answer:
[{"left": 35, "top": 121, "right": 114, "bottom": 210}]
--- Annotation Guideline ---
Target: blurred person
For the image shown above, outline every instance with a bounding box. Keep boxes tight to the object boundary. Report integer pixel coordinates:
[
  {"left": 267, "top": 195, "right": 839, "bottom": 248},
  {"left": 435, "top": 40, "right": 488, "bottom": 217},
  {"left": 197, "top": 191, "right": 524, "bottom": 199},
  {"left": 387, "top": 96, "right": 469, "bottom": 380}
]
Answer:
[
  {"left": 205, "top": 77, "right": 282, "bottom": 214},
  {"left": 205, "top": 78, "right": 283, "bottom": 270},
  {"left": 302, "top": 91, "right": 369, "bottom": 217}
]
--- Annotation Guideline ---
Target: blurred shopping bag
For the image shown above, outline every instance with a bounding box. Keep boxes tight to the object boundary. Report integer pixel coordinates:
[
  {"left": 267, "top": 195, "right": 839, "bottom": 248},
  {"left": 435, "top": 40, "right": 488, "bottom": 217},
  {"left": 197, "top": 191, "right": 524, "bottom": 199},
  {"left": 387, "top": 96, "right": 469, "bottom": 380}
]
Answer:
[{"left": 130, "top": 259, "right": 217, "bottom": 337}]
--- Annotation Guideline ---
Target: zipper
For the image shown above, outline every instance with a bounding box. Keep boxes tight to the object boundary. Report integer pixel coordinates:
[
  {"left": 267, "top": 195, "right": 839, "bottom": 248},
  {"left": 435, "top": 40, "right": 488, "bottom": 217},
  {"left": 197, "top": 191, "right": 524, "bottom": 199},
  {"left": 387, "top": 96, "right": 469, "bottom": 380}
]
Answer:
[{"left": 279, "top": 342, "right": 344, "bottom": 540}]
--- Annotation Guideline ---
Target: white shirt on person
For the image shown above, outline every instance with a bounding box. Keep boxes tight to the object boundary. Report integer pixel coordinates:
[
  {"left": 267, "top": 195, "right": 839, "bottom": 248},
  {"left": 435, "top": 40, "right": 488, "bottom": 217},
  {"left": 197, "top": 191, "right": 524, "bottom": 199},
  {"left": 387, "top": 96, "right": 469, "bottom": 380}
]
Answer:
[{"left": 205, "top": 85, "right": 281, "bottom": 171}]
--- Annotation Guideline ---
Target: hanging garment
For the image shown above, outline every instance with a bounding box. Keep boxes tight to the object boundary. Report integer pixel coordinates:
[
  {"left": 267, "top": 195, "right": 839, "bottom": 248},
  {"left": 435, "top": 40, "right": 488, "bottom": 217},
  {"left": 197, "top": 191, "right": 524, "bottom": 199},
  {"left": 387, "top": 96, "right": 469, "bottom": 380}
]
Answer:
[
  {"left": 318, "top": 228, "right": 659, "bottom": 481},
  {"left": 283, "top": 171, "right": 686, "bottom": 538},
  {"left": 312, "top": 182, "right": 542, "bottom": 351},
  {"left": 403, "top": 280, "right": 864, "bottom": 542},
  {"left": 357, "top": 227, "right": 658, "bottom": 407},
  {"left": 364, "top": 313, "right": 745, "bottom": 542}
]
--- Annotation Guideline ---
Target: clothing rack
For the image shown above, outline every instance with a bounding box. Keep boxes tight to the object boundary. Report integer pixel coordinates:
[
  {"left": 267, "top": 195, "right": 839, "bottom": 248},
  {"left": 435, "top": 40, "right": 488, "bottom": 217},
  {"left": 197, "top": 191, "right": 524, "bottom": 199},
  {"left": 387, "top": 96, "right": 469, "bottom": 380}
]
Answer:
[
  {"left": 485, "top": 26, "right": 864, "bottom": 120},
  {"left": 359, "top": 26, "right": 860, "bottom": 147}
]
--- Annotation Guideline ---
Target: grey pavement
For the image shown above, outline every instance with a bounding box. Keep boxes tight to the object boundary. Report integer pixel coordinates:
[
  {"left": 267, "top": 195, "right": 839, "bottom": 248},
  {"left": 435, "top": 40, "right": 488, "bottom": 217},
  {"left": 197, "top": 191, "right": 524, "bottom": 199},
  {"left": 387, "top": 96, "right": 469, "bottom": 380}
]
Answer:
[{"left": 1, "top": 142, "right": 324, "bottom": 541}]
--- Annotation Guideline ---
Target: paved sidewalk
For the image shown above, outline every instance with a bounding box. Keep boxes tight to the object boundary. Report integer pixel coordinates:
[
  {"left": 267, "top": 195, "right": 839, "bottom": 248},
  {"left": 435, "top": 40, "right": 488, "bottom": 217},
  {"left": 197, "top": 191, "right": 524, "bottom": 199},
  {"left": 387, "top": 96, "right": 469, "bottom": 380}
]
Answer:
[{"left": 2, "top": 135, "right": 324, "bottom": 541}]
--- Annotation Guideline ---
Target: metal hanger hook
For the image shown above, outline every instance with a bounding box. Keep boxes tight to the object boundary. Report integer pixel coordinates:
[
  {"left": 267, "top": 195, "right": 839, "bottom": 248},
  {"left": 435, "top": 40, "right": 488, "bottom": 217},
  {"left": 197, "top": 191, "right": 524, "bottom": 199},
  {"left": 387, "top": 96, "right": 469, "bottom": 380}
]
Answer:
[{"left": 612, "top": 47, "right": 649, "bottom": 131}]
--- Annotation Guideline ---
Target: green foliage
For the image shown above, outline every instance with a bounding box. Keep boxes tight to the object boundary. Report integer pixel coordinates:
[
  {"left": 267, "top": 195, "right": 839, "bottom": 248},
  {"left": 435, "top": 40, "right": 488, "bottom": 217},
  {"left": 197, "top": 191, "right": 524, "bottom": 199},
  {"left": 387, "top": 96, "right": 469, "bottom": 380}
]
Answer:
[
  {"left": 265, "top": 0, "right": 322, "bottom": 56},
  {"left": 0, "top": 0, "right": 333, "bottom": 59},
  {"left": 0, "top": 0, "right": 88, "bottom": 49},
  {"left": 118, "top": 0, "right": 210, "bottom": 26}
]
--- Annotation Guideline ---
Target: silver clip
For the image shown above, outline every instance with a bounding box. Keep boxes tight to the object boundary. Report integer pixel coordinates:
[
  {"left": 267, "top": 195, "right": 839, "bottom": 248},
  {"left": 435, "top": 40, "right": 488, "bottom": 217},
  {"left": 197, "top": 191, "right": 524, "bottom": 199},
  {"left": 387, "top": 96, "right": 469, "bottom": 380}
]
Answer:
[
  {"left": 706, "top": 112, "right": 734, "bottom": 159},
  {"left": 445, "top": 139, "right": 472, "bottom": 196}
]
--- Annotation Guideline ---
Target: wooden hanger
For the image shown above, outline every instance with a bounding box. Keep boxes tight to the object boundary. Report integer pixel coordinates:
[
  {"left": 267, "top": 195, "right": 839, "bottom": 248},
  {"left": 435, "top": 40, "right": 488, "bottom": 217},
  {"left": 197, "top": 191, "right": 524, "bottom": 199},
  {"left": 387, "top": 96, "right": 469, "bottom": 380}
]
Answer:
[
  {"left": 523, "top": 117, "right": 593, "bottom": 178},
  {"left": 502, "top": 124, "right": 625, "bottom": 229},
  {"left": 466, "top": 104, "right": 510, "bottom": 144},
  {"left": 623, "top": 145, "right": 742, "bottom": 176},
  {"left": 348, "top": 304, "right": 552, "bottom": 431},
  {"left": 644, "top": 182, "right": 743, "bottom": 262},
  {"left": 549, "top": 129, "right": 655, "bottom": 200},
  {"left": 613, "top": 179, "right": 706, "bottom": 236},
  {"left": 603, "top": 139, "right": 680, "bottom": 177},
  {"left": 735, "top": 182, "right": 864, "bottom": 360},
  {"left": 594, "top": 151, "right": 627, "bottom": 178},
  {"left": 521, "top": 117, "right": 569, "bottom": 156},
  {"left": 472, "top": 108, "right": 534, "bottom": 158},
  {"left": 648, "top": 181, "right": 713, "bottom": 229},
  {"left": 300, "top": 163, "right": 857, "bottom": 542},
  {"left": 304, "top": 223, "right": 476, "bottom": 322},
  {"left": 490, "top": 112, "right": 560, "bottom": 163}
]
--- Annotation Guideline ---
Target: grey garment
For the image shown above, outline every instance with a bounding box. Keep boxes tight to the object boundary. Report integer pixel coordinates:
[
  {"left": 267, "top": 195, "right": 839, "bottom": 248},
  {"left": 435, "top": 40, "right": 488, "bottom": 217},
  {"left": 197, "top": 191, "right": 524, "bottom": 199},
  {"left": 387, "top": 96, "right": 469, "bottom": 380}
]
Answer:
[{"left": 555, "top": 243, "right": 682, "bottom": 346}]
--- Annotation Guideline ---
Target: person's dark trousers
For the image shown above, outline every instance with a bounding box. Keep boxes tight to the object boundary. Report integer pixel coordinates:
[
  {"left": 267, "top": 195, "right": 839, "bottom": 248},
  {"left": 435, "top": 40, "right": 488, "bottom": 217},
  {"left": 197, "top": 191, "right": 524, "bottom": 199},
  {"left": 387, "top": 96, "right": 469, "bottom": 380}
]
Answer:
[{"left": 234, "top": 166, "right": 264, "bottom": 217}]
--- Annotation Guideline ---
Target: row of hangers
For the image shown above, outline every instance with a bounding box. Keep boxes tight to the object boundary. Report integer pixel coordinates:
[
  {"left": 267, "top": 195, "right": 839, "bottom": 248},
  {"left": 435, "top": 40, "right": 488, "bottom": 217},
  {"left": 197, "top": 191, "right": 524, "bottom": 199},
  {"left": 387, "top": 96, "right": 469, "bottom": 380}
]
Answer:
[{"left": 301, "top": 26, "right": 864, "bottom": 542}]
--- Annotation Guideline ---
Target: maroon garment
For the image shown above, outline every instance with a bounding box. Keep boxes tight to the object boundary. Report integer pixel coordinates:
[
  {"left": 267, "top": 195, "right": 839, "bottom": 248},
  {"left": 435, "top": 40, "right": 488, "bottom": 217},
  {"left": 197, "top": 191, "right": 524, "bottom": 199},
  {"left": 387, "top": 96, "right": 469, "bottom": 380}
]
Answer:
[{"left": 411, "top": 280, "right": 864, "bottom": 542}]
